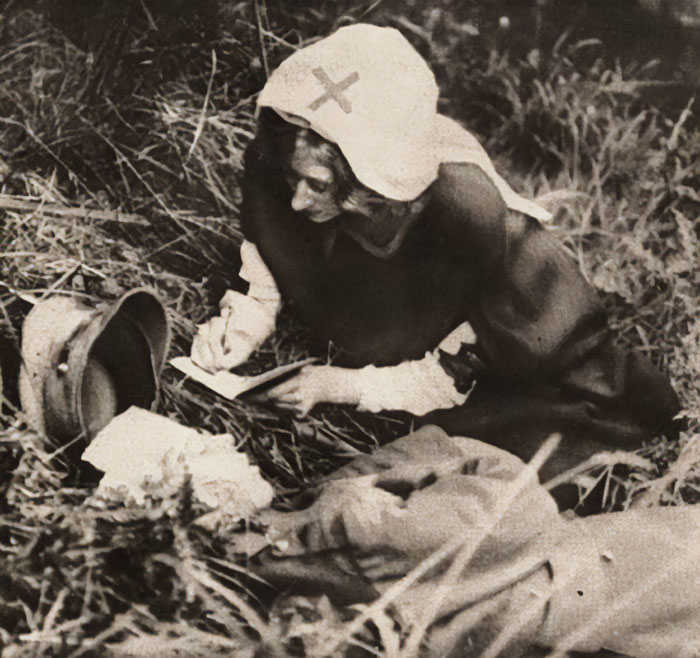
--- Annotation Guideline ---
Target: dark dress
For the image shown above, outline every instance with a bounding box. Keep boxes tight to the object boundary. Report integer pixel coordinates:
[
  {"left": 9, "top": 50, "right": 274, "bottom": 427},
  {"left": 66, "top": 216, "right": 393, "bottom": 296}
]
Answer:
[{"left": 240, "top": 135, "right": 679, "bottom": 485}]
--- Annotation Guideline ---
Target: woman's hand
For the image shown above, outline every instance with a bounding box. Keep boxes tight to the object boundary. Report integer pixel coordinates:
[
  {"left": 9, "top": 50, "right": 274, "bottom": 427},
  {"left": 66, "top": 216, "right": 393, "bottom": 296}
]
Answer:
[
  {"left": 191, "top": 312, "right": 243, "bottom": 373},
  {"left": 191, "top": 291, "right": 278, "bottom": 373},
  {"left": 265, "top": 365, "right": 361, "bottom": 416}
]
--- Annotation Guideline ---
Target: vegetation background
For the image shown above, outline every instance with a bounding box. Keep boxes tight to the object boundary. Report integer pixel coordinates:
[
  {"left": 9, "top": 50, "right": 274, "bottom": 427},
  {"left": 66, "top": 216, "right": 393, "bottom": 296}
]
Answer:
[{"left": 0, "top": 0, "right": 699, "bottom": 655}]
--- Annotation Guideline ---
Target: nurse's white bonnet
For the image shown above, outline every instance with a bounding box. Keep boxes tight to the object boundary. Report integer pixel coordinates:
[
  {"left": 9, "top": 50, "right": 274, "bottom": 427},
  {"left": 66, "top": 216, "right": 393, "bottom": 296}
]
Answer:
[{"left": 258, "top": 23, "right": 551, "bottom": 221}]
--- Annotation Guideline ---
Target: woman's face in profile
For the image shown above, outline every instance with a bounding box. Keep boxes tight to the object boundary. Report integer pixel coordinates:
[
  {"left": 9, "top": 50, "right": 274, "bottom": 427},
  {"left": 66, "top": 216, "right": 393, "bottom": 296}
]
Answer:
[{"left": 285, "top": 134, "right": 341, "bottom": 223}]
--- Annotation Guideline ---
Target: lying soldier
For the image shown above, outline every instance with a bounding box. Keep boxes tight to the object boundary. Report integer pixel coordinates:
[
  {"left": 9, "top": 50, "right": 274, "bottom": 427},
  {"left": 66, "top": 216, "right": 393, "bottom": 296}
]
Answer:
[{"left": 246, "top": 425, "right": 700, "bottom": 658}]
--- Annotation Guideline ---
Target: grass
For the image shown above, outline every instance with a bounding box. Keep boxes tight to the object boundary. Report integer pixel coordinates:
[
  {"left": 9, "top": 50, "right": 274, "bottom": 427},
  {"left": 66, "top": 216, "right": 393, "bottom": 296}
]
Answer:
[{"left": 1, "top": 1, "right": 699, "bottom": 656}]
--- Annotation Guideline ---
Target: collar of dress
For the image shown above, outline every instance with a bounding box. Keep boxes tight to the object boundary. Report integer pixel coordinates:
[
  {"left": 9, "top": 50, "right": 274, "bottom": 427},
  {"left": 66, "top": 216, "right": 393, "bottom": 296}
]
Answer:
[{"left": 329, "top": 194, "right": 430, "bottom": 259}]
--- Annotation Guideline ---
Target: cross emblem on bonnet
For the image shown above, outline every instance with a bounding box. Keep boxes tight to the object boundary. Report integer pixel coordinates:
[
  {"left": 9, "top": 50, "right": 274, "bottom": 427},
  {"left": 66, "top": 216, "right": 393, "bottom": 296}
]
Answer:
[{"left": 308, "top": 67, "right": 360, "bottom": 114}]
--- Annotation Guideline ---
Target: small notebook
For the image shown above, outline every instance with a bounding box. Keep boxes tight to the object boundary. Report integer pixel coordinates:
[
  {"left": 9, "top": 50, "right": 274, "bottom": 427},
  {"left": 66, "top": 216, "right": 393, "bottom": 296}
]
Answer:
[{"left": 170, "top": 356, "right": 316, "bottom": 401}]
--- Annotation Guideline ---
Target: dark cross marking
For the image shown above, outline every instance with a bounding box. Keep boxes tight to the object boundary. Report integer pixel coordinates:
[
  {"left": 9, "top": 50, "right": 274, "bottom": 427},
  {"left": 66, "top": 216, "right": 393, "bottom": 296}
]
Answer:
[{"left": 308, "top": 67, "right": 359, "bottom": 114}]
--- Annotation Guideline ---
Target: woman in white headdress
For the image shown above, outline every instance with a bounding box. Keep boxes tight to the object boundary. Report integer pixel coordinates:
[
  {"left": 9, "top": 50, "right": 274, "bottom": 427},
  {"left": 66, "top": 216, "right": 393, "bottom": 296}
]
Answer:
[{"left": 191, "top": 24, "right": 677, "bottom": 485}]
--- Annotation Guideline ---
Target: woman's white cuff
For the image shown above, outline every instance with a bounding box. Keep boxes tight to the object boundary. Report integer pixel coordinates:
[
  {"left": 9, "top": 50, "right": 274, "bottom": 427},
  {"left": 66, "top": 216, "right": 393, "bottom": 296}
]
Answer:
[
  {"left": 355, "top": 352, "right": 468, "bottom": 415},
  {"left": 212, "top": 241, "right": 281, "bottom": 367}
]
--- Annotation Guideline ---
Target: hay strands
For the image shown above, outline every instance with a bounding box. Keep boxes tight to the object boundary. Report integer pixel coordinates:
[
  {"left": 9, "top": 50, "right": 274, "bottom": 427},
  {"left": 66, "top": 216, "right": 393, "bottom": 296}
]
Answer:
[{"left": 0, "top": 194, "right": 150, "bottom": 227}]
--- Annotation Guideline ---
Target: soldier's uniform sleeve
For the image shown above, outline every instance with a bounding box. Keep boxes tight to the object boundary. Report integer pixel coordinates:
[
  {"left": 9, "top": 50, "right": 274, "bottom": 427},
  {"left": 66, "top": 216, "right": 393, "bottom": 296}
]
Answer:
[
  {"left": 541, "top": 507, "right": 700, "bottom": 658},
  {"left": 252, "top": 427, "right": 560, "bottom": 601},
  {"left": 251, "top": 427, "right": 562, "bottom": 656},
  {"left": 252, "top": 427, "right": 700, "bottom": 658}
]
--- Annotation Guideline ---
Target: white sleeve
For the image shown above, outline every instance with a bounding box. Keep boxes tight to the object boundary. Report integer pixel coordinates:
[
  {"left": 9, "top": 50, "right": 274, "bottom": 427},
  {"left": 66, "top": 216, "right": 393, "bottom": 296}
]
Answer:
[
  {"left": 212, "top": 241, "right": 281, "bottom": 367},
  {"left": 351, "top": 322, "right": 476, "bottom": 416},
  {"left": 237, "top": 240, "right": 281, "bottom": 306}
]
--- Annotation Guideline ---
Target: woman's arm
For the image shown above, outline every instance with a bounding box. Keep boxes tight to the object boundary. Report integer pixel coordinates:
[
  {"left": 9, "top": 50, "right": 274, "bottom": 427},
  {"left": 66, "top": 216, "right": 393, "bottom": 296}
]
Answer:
[
  {"left": 468, "top": 211, "right": 679, "bottom": 442},
  {"left": 266, "top": 323, "right": 476, "bottom": 416},
  {"left": 190, "top": 240, "right": 281, "bottom": 372}
]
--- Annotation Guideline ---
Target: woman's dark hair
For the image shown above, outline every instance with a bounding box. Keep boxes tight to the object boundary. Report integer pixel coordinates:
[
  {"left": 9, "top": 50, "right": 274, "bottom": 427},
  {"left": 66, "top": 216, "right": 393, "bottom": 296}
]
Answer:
[{"left": 255, "top": 108, "right": 383, "bottom": 211}]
